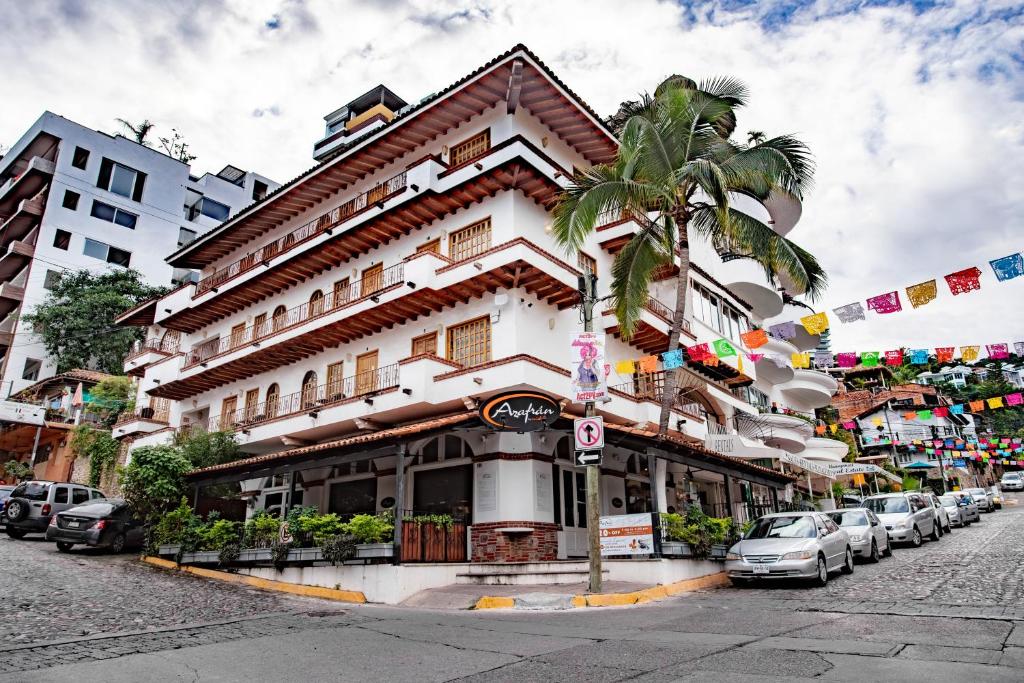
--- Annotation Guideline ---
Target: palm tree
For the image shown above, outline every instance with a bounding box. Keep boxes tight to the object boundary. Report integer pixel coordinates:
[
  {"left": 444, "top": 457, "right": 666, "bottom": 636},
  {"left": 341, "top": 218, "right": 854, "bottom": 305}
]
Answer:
[
  {"left": 554, "top": 78, "right": 824, "bottom": 434},
  {"left": 116, "top": 118, "right": 156, "bottom": 146}
]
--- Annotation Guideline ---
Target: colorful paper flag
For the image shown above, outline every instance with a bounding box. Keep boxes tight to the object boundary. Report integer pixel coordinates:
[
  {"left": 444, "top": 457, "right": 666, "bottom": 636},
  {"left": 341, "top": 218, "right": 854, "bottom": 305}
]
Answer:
[
  {"left": 833, "top": 302, "right": 866, "bottom": 323},
  {"left": 909, "top": 349, "right": 929, "bottom": 364},
  {"left": 945, "top": 267, "right": 982, "bottom": 295},
  {"left": 934, "top": 406, "right": 949, "bottom": 417},
  {"left": 740, "top": 329, "right": 768, "bottom": 349},
  {"left": 989, "top": 253, "right": 1024, "bottom": 281},
  {"left": 861, "top": 351, "right": 880, "bottom": 367},
  {"left": 987, "top": 397, "right": 1004, "bottom": 409},
  {"left": 662, "top": 349, "right": 684, "bottom": 369},
  {"left": 712, "top": 339, "right": 737, "bottom": 357},
  {"left": 867, "top": 291, "right": 902, "bottom": 314},
  {"left": 815, "top": 424, "right": 826, "bottom": 435},
  {"left": 987, "top": 343, "right": 1009, "bottom": 359},
  {"left": 791, "top": 352, "right": 811, "bottom": 369},
  {"left": 615, "top": 359, "right": 635, "bottom": 374},
  {"left": 842, "top": 421, "right": 856, "bottom": 429},
  {"left": 769, "top": 322, "right": 797, "bottom": 341},
  {"left": 745, "top": 353, "right": 764, "bottom": 362},
  {"left": 638, "top": 355, "right": 658, "bottom": 373},
  {"left": 885, "top": 350, "right": 903, "bottom": 366},
  {"left": 800, "top": 312, "right": 829, "bottom": 335},
  {"left": 687, "top": 343, "right": 711, "bottom": 362},
  {"left": 969, "top": 400, "right": 985, "bottom": 412},
  {"left": 872, "top": 417, "right": 883, "bottom": 426},
  {"left": 837, "top": 352, "right": 857, "bottom": 368},
  {"left": 830, "top": 424, "right": 838, "bottom": 434},
  {"left": 917, "top": 410, "right": 933, "bottom": 420},
  {"left": 950, "top": 404, "right": 964, "bottom": 414},
  {"left": 813, "top": 351, "right": 834, "bottom": 368},
  {"left": 703, "top": 356, "right": 720, "bottom": 367},
  {"left": 906, "top": 280, "right": 937, "bottom": 308},
  {"left": 1007, "top": 393, "right": 1023, "bottom": 406},
  {"left": 935, "top": 347, "right": 955, "bottom": 363},
  {"left": 903, "top": 411, "right": 917, "bottom": 420},
  {"left": 960, "top": 345, "right": 980, "bottom": 362}
]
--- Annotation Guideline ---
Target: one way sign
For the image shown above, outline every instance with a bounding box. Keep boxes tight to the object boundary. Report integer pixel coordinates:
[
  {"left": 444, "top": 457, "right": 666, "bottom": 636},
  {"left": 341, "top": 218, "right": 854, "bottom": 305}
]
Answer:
[{"left": 574, "top": 416, "right": 604, "bottom": 467}]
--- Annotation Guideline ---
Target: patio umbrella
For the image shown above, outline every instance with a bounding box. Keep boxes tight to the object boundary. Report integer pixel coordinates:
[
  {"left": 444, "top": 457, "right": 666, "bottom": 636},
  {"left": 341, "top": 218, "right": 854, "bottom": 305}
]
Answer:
[{"left": 903, "top": 460, "right": 936, "bottom": 491}]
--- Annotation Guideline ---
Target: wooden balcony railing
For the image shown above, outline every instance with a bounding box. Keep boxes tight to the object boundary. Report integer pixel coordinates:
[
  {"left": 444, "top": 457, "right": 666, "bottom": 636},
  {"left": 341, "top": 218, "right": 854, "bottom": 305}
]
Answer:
[
  {"left": 113, "top": 405, "right": 171, "bottom": 427},
  {"left": 206, "top": 363, "right": 400, "bottom": 432},
  {"left": 194, "top": 170, "right": 408, "bottom": 296},
  {"left": 126, "top": 337, "right": 180, "bottom": 362},
  {"left": 184, "top": 262, "right": 405, "bottom": 369},
  {"left": 608, "top": 370, "right": 705, "bottom": 421}
]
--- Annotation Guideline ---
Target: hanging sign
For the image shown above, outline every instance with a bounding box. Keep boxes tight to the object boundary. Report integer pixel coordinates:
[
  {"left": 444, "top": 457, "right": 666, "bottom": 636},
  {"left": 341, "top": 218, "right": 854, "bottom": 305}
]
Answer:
[
  {"left": 599, "top": 513, "right": 654, "bottom": 556},
  {"left": 827, "top": 463, "right": 901, "bottom": 483},
  {"left": 479, "top": 391, "right": 560, "bottom": 431},
  {"left": 570, "top": 332, "right": 607, "bottom": 402},
  {"left": 0, "top": 400, "right": 45, "bottom": 427}
]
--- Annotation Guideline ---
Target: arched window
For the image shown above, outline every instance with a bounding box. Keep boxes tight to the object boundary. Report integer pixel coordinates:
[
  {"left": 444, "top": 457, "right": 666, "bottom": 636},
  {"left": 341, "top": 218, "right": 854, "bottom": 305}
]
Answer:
[
  {"left": 272, "top": 305, "right": 287, "bottom": 331},
  {"left": 301, "top": 371, "right": 318, "bottom": 408},
  {"left": 265, "top": 383, "right": 280, "bottom": 418},
  {"left": 160, "top": 329, "right": 180, "bottom": 353},
  {"left": 308, "top": 289, "right": 325, "bottom": 317}
]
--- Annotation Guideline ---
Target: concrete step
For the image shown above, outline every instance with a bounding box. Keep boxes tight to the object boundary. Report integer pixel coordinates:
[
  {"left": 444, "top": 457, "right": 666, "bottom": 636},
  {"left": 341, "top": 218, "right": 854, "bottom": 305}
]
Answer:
[
  {"left": 455, "top": 568, "right": 610, "bottom": 585},
  {"left": 461, "top": 561, "right": 591, "bottom": 575}
]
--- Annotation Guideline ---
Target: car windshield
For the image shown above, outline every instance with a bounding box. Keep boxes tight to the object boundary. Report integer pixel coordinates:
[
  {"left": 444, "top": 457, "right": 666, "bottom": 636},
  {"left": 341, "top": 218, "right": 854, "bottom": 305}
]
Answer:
[
  {"left": 969, "top": 489, "right": 987, "bottom": 496},
  {"left": 939, "top": 496, "right": 958, "bottom": 506},
  {"left": 1003, "top": 475, "right": 1020, "bottom": 481},
  {"left": 11, "top": 482, "right": 50, "bottom": 501},
  {"left": 864, "top": 497, "right": 909, "bottom": 514},
  {"left": 829, "top": 510, "right": 868, "bottom": 527},
  {"left": 745, "top": 516, "right": 817, "bottom": 539}
]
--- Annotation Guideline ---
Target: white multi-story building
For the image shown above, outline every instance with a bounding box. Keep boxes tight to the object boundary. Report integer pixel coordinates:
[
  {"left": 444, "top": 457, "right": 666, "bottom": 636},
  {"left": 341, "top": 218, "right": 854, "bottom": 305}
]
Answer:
[
  {"left": 915, "top": 365, "right": 974, "bottom": 389},
  {"left": 115, "top": 46, "right": 836, "bottom": 574},
  {"left": 0, "top": 112, "right": 277, "bottom": 396}
]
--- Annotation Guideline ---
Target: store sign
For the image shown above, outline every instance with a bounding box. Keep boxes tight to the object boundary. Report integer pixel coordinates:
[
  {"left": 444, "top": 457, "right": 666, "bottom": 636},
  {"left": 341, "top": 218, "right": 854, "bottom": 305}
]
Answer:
[
  {"left": 570, "top": 332, "right": 607, "bottom": 402},
  {"left": 0, "top": 400, "right": 45, "bottom": 427},
  {"left": 600, "top": 513, "right": 655, "bottom": 556},
  {"left": 827, "top": 462, "right": 901, "bottom": 483},
  {"left": 779, "top": 452, "right": 835, "bottom": 479},
  {"left": 479, "top": 391, "right": 560, "bottom": 431}
]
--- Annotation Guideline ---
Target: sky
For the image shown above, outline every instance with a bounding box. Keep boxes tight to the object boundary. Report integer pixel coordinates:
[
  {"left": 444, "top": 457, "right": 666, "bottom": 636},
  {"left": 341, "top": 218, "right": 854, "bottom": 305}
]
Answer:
[{"left": 1, "top": 0, "right": 1022, "bottom": 355}]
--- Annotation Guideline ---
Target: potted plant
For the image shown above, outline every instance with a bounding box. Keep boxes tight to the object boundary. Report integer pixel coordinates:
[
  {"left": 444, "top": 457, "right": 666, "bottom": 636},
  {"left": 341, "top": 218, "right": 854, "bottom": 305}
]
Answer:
[
  {"left": 150, "top": 499, "right": 201, "bottom": 558},
  {"left": 346, "top": 512, "right": 395, "bottom": 559},
  {"left": 238, "top": 510, "right": 280, "bottom": 562},
  {"left": 659, "top": 513, "right": 694, "bottom": 557},
  {"left": 707, "top": 516, "right": 736, "bottom": 560}
]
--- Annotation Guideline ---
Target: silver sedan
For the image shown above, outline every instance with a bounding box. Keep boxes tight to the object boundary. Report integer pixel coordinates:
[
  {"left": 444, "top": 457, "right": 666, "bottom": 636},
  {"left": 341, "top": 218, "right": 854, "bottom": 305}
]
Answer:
[
  {"left": 725, "top": 512, "right": 853, "bottom": 587},
  {"left": 828, "top": 508, "right": 890, "bottom": 562}
]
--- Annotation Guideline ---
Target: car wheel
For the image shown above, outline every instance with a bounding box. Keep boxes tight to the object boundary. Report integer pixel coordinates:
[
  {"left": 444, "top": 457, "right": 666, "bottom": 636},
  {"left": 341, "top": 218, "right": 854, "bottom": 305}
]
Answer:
[
  {"left": 810, "top": 555, "right": 829, "bottom": 587},
  {"left": 945, "top": 522, "right": 952, "bottom": 533},
  {"left": 930, "top": 523, "right": 941, "bottom": 542},
  {"left": 911, "top": 527, "right": 923, "bottom": 547},
  {"left": 883, "top": 539, "right": 893, "bottom": 557},
  {"left": 56, "top": 541, "right": 74, "bottom": 552},
  {"left": 109, "top": 533, "right": 126, "bottom": 554},
  {"left": 841, "top": 548, "right": 854, "bottom": 575},
  {"left": 869, "top": 540, "right": 880, "bottom": 563},
  {"left": 4, "top": 500, "right": 27, "bottom": 523},
  {"left": 5, "top": 528, "right": 27, "bottom": 540}
]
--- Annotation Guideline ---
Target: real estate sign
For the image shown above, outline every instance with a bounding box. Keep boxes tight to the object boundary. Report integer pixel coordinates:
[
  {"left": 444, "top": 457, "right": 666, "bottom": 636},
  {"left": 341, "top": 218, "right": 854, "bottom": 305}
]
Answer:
[
  {"left": 570, "top": 332, "right": 607, "bottom": 402},
  {"left": 599, "top": 513, "right": 654, "bottom": 556},
  {"left": 0, "top": 400, "right": 45, "bottom": 427}
]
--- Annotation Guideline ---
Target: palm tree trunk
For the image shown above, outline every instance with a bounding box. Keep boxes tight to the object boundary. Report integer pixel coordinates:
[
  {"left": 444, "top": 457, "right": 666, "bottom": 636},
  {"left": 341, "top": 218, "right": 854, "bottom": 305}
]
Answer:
[{"left": 657, "top": 224, "right": 692, "bottom": 435}]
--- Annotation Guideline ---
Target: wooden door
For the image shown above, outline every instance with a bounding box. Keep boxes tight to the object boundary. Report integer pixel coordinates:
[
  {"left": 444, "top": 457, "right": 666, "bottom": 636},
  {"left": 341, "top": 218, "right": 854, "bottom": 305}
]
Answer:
[
  {"left": 244, "top": 389, "right": 260, "bottom": 422},
  {"left": 230, "top": 323, "right": 246, "bottom": 348},
  {"left": 326, "top": 362, "right": 344, "bottom": 400},
  {"left": 411, "top": 332, "right": 437, "bottom": 357},
  {"left": 361, "top": 264, "right": 383, "bottom": 296},
  {"left": 220, "top": 396, "right": 238, "bottom": 430},
  {"left": 333, "top": 278, "right": 350, "bottom": 307},
  {"left": 355, "top": 351, "right": 378, "bottom": 394},
  {"left": 416, "top": 239, "right": 441, "bottom": 255},
  {"left": 252, "top": 312, "right": 268, "bottom": 338}
]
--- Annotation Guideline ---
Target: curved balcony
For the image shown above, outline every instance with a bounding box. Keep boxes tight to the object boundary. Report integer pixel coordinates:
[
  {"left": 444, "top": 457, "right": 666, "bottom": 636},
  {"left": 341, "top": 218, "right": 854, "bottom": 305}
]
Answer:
[
  {"left": 754, "top": 336, "right": 796, "bottom": 385},
  {"left": 780, "top": 369, "right": 839, "bottom": 409},
  {"left": 736, "top": 412, "right": 813, "bottom": 453},
  {"left": 802, "top": 437, "right": 849, "bottom": 463},
  {"left": 762, "top": 190, "right": 802, "bottom": 236},
  {"left": 766, "top": 305, "right": 820, "bottom": 352},
  {"left": 715, "top": 254, "right": 784, "bottom": 319}
]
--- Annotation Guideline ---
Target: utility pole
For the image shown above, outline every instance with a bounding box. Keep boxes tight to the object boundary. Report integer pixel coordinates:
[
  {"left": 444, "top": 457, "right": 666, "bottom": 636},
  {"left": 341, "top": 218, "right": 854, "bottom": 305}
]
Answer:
[{"left": 578, "top": 272, "right": 602, "bottom": 594}]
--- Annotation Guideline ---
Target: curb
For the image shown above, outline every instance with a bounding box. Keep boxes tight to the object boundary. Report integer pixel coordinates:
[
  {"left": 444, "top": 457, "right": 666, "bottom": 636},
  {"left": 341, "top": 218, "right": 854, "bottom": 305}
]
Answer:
[
  {"left": 473, "top": 571, "right": 730, "bottom": 610},
  {"left": 141, "top": 556, "right": 367, "bottom": 604}
]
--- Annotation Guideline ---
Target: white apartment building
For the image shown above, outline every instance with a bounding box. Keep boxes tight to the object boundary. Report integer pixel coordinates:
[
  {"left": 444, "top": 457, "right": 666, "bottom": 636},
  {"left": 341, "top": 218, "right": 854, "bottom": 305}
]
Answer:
[
  {"left": 115, "top": 46, "right": 837, "bottom": 571},
  {"left": 915, "top": 365, "right": 974, "bottom": 389},
  {"left": 0, "top": 112, "right": 277, "bottom": 396}
]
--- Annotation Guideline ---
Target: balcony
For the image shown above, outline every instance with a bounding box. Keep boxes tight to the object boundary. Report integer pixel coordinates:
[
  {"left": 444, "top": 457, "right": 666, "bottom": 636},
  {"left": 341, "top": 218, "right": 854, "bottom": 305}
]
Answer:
[
  {"left": 112, "top": 406, "right": 171, "bottom": 439},
  {"left": 124, "top": 337, "right": 180, "bottom": 376},
  {"left": 762, "top": 190, "right": 802, "bottom": 237},
  {"left": 0, "top": 239, "right": 35, "bottom": 282},
  {"left": 780, "top": 369, "right": 839, "bottom": 410},
  {"left": 0, "top": 194, "right": 44, "bottom": 249},
  {"left": 736, "top": 412, "right": 813, "bottom": 453},
  {"left": 754, "top": 336, "right": 797, "bottom": 384},
  {"left": 0, "top": 157, "right": 55, "bottom": 218},
  {"left": 802, "top": 437, "right": 849, "bottom": 463},
  {"left": 0, "top": 282, "right": 25, "bottom": 320},
  {"left": 715, "top": 253, "right": 784, "bottom": 319},
  {"left": 766, "top": 305, "right": 820, "bottom": 352},
  {"left": 601, "top": 297, "right": 694, "bottom": 354}
]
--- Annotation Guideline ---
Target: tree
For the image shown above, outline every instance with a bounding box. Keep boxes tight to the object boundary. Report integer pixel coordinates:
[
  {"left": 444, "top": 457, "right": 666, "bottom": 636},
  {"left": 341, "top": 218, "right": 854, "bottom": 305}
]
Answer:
[
  {"left": 172, "top": 429, "right": 240, "bottom": 470},
  {"left": 23, "top": 269, "right": 167, "bottom": 374},
  {"left": 3, "top": 459, "right": 33, "bottom": 482},
  {"left": 554, "top": 77, "right": 823, "bottom": 433},
  {"left": 119, "top": 445, "right": 192, "bottom": 521},
  {"left": 158, "top": 128, "right": 197, "bottom": 164},
  {"left": 116, "top": 118, "right": 155, "bottom": 146},
  {"left": 88, "top": 376, "right": 136, "bottom": 426}
]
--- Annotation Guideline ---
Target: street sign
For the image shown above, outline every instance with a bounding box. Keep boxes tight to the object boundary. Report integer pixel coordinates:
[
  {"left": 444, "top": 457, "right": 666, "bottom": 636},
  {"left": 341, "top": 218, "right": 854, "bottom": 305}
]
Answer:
[
  {"left": 575, "top": 450, "right": 602, "bottom": 467},
  {"left": 574, "top": 416, "right": 604, "bottom": 450}
]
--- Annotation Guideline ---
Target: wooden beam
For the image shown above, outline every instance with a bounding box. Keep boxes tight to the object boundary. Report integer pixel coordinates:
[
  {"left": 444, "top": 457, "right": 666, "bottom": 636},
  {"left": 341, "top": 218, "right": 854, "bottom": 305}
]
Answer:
[{"left": 506, "top": 59, "right": 523, "bottom": 114}]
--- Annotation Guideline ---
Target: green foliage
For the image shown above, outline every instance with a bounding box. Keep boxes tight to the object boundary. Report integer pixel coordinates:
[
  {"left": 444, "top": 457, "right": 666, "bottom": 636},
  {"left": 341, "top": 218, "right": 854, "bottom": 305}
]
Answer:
[
  {"left": 218, "top": 542, "right": 240, "bottom": 566},
  {"left": 23, "top": 269, "right": 167, "bottom": 374},
  {"left": 294, "top": 512, "right": 346, "bottom": 546},
  {"left": 270, "top": 540, "right": 290, "bottom": 571},
  {"left": 831, "top": 482, "right": 846, "bottom": 501},
  {"left": 3, "top": 459, "right": 34, "bottom": 482},
  {"left": 661, "top": 507, "right": 734, "bottom": 558},
  {"left": 900, "top": 474, "right": 922, "bottom": 490},
  {"left": 403, "top": 512, "right": 452, "bottom": 530},
  {"left": 198, "top": 518, "right": 241, "bottom": 551},
  {"left": 150, "top": 498, "right": 203, "bottom": 548},
  {"left": 70, "top": 425, "right": 120, "bottom": 488},
  {"left": 88, "top": 376, "right": 136, "bottom": 425},
  {"left": 119, "top": 445, "right": 192, "bottom": 521},
  {"left": 242, "top": 510, "right": 280, "bottom": 548},
  {"left": 321, "top": 535, "right": 357, "bottom": 565},
  {"left": 172, "top": 429, "right": 241, "bottom": 469},
  {"left": 345, "top": 513, "right": 394, "bottom": 544}
]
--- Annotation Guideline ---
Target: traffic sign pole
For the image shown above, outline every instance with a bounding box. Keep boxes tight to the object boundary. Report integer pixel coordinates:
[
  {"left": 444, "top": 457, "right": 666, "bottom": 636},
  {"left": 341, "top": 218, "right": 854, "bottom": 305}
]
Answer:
[{"left": 579, "top": 273, "right": 602, "bottom": 594}]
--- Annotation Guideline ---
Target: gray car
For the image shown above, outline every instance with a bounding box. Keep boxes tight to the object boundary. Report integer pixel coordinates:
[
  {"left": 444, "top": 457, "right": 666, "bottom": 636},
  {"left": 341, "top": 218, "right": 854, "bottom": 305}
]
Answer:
[
  {"left": 863, "top": 493, "right": 938, "bottom": 547},
  {"left": 951, "top": 492, "right": 981, "bottom": 523},
  {"left": 828, "top": 508, "right": 890, "bottom": 562},
  {"left": 938, "top": 494, "right": 967, "bottom": 527},
  {"left": 927, "top": 493, "right": 952, "bottom": 534},
  {"left": 725, "top": 512, "right": 853, "bottom": 587},
  {"left": 1000, "top": 472, "right": 1023, "bottom": 492},
  {"left": 3, "top": 481, "right": 106, "bottom": 538},
  {"left": 966, "top": 487, "right": 994, "bottom": 513}
]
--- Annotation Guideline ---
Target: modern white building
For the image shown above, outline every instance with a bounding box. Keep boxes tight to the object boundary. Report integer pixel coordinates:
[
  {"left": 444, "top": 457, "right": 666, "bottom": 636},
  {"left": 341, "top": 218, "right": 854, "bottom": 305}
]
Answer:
[
  {"left": 115, "top": 46, "right": 836, "bottom": 575},
  {"left": 0, "top": 112, "right": 277, "bottom": 396},
  {"left": 915, "top": 365, "right": 974, "bottom": 389},
  {"left": 1002, "top": 364, "right": 1024, "bottom": 389}
]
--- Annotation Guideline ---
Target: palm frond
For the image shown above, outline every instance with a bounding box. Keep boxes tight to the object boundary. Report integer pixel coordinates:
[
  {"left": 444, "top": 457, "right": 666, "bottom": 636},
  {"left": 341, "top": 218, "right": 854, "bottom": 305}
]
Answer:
[
  {"left": 610, "top": 222, "right": 673, "bottom": 338},
  {"left": 696, "top": 76, "right": 750, "bottom": 107}
]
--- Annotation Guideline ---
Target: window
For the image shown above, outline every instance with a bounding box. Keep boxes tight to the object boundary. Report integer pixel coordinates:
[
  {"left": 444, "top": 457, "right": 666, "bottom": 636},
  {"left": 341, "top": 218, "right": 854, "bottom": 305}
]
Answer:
[
  {"left": 253, "top": 312, "right": 268, "bottom": 336},
  {"left": 577, "top": 252, "right": 597, "bottom": 277},
  {"left": 97, "top": 158, "right": 146, "bottom": 201},
  {"left": 265, "top": 384, "right": 280, "bottom": 418},
  {"left": 271, "top": 305, "right": 287, "bottom": 331},
  {"left": 190, "top": 197, "right": 231, "bottom": 221},
  {"left": 83, "top": 238, "right": 131, "bottom": 267},
  {"left": 90, "top": 200, "right": 138, "bottom": 229},
  {"left": 53, "top": 229, "right": 71, "bottom": 251},
  {"left": 244, "top": 389, "right": 260, "bottom": 421},
  {"left": 333, "top": 278, "right": 350, "bottom": 306},
  {"left": 448, "top": 218, "right": 491, "bottom": 262},
  {"left": 301, "top": 371, "right": 318, "bottom": 408},
  {"left": 71, "top": 146, "right": 90, "bottom": 170},
  {"left": 309, "top": 289, "right": 325, "bottom": 317},
  {"left": 22, "top": 358, "right": 42, "bottom": 381},
  {"left": 449, "top": 130, "right": 490, "bottom": 166},
  {"left": 43, "top": 270, "right": 60, "bottom": 290},
  {"left": 447, "top": 316, "right": 491, "bottom": 367},
  {"left": 53, "top": 486, "right": 70, "bottom": 504},
  {"left": 72, "top": 488, "right": 89, "bottom": 505},
  {"left": 62, "top": 190, "right": 80, "bottom": 210},
  {"left": 178, "top": 227, "right": 197, "bottom": 248},
  {"left": 326, "top": 362, "right": 344, "bottom": 398},
  {"left": 411, "top": 332, "right": 437, "bottom": 356},
  {"left": 229, "top": 323, "right": 246, "bottom": 348},
  {"left": 252, "top": 180, "right": 269, "bottom": 201},
  {"left": 691, "top": 281, "right": 748, "bottom": 341},
  {"left": 416, "top": 239, "right": 441, "bottom": 255}
]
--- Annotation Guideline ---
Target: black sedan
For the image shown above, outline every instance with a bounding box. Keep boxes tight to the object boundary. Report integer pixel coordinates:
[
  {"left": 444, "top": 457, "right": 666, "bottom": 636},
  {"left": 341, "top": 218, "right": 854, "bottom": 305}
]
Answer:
[{"left": 45, "top": 500, "right": 145, "bottom": 553}]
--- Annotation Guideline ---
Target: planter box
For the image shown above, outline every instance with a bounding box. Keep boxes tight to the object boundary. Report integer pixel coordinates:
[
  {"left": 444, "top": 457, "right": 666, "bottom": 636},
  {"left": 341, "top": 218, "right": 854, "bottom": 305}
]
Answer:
[
  {"left": 661, "top": 541, "right": 693, "bottom": 558},
  {"left": 446, "top": 523, "right": 467, "bottom": 562},
  {"left": 287, "top": 548, "right": 324, "bottom": 562},
  {"left": 237, "top": 548, "right": 273, "bottom": 563},
  {"left": 424, "top": 524, "right": 446, "bottom": 562},
  {"left": 709, "top": 544, "right": 730, "bottom": 560},
  {"left": 180, "top": 551, "right": 220, "bottom": 564},
  {"left": 157, "top": 544, "right": 181, "bottom": 557},
  {"left": 356, "top": 542, "right": 394, "bottom": 559},
  {"left": 401, "top": 523, "right": 422, "bottom": 562}
]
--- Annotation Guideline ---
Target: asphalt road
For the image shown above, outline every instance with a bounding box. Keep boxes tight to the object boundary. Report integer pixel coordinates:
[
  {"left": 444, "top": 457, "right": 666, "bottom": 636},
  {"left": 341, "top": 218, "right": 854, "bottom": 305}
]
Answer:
[{"left": 2, "top": 494, "right": 1023, "bottom": 682}]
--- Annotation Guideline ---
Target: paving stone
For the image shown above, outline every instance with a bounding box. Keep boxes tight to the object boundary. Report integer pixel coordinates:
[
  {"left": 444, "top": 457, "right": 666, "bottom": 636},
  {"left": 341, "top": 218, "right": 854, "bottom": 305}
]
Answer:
[
  {"left": 999, "top": 646, "right": 1024, "bottom": 668},
  {"left": 898, "top": 644, "right": 1003, "bottom": 665},
  {"left": 746, "top": 637, "right": 895, "bottom": 656},
  {"left": 682, "top": 647, "right": 833, "bottom": 678}
]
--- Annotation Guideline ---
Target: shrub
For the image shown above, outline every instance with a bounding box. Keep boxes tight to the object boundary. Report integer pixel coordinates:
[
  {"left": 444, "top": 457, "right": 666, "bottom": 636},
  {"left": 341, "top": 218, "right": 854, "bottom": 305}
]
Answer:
[
  {"left": 218, "top": 542, "right": 240, "bottom": 566},
  {"left": 173, "top": 429, "right": 240, "bottom": 469},
  {"left": 294, "top": 513, "right": 346, "bottom": 546},
  {"left": 199, "top": 519, "right": 241, "bottom": 551},
  {"left": 3, "top": 459, "right": 33, "bottom": 482},
  {"left": 242, "top": 511, "right": 280, "bottom": 548},
  {"left": 150, "top": 498, "right": 203, "bottom": 548},
  {"left": 119, "top": 445, "right": 192, "bottom": 521},
  {"left": 321, "top": 535, "right": 357, "bottom": 565},
  {"left": 346, "top": 513, "right": 394, "bottom": 544}
]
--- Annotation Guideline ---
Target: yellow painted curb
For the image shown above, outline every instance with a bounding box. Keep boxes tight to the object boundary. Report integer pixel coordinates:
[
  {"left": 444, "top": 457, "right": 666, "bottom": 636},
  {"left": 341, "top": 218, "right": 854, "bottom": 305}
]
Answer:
[
  {"left": 141, "top": 556, "right": 366, "bottom": 603},
  {"left": 473, "top": 596, "right": 515, "bottom": 610}
]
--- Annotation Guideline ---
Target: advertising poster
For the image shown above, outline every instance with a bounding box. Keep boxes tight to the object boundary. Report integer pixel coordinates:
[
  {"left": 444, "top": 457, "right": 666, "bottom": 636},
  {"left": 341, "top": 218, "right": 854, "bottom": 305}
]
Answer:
[
  {"left": 571, "top": 332, "right": 607, "bottom": 402},
  {"left": 599, "top": 513, "right": 654, "bottom": 556}
]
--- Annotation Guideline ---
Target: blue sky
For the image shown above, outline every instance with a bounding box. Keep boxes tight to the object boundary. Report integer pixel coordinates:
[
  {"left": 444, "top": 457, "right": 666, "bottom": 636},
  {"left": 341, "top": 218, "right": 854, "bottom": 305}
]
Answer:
[{"left": 1, "top": 0, "right": 1022, "bottom": 353}]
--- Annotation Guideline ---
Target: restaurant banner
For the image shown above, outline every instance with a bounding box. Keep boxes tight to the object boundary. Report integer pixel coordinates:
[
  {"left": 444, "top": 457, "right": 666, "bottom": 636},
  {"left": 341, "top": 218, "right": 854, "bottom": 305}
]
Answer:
[
  {"left": 599, "top": 513, "right": 654, "bottom": 556},
  {"left": 570, "top": 332, "right": 607, "bottom": 402}
]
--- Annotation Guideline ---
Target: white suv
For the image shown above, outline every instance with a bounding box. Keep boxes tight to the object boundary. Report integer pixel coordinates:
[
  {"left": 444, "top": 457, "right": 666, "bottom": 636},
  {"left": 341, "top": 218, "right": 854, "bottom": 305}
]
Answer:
[
  {"left": 1000, "top": 473, "right": 1023, "bottom": 492},
  {"left": 863, "top": 493, "right": 939, "bottom": 547},
  {"left": 3, "top": 481, "right": 106, "bottom": 539}
]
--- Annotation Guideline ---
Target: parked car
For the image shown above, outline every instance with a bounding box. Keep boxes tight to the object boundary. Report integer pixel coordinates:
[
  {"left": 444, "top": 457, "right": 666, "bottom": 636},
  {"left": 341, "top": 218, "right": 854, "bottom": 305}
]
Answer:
[
  {"left": 988, "top": 486, "right": 1004, "bottom": 510},
  {"left": 45, "top": 499, "right": 144, "bottom": 553},
  {"left": 951, "top": 492, "right": 981, "bottom": 524},
  {"left": 1000, "top": 472, "right": 1023, "bottom": 492},
  {"left": 0, "top": 484, "right": 15, "bottom": 528},
  {"left": 926, "top": 493, "right": 952, "bottom": 534},
  {"left": 724, "top": 511, "right": 853, "bottom": 587},
  {"left": 863, "top": 492, "right": 938, "bottom": 547},
  {"left": 827, "top": 508, "right": 890, "bottom": 562},
  {"left": 3, "top": 481, "right": 106, "bottom": 538},
  {"left": 966, "top": 487, "right": 994, "bottom": 513},
  {"left": 938, "top": 494, "right": 967, "bottom": 527}
]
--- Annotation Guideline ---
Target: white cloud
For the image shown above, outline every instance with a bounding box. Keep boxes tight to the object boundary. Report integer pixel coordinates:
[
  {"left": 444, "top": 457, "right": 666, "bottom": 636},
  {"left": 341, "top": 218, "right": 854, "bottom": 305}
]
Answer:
[{"left": 1, "top": 0, "right": 1021, "bottom": 352}]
